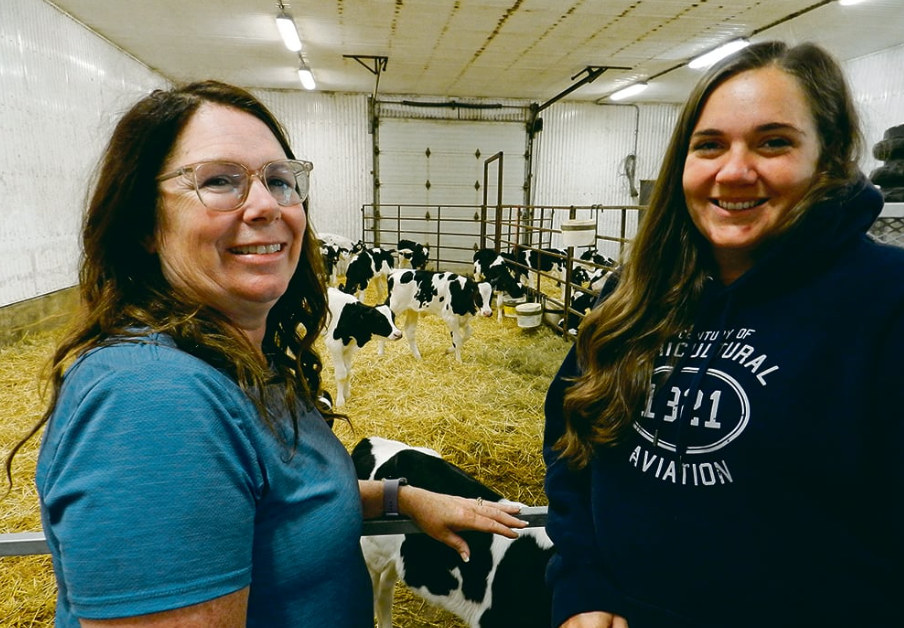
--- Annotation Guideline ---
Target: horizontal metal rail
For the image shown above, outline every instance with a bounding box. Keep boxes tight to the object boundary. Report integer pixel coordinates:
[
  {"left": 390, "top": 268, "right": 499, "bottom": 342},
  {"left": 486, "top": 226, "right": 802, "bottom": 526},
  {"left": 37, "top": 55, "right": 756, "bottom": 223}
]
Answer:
[{"left": 0, "top": 506, "right": 548, "bottom": 558}]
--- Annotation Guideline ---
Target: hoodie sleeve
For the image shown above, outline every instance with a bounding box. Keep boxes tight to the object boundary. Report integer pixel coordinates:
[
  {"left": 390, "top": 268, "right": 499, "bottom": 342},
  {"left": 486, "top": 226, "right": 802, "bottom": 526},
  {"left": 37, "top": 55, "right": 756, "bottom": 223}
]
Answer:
[
  {"left": 874, "top": 297, "right": 904, "bottom": 569},
  {"left": 543, "top": 347, "right": 628, "bottom": 627}
]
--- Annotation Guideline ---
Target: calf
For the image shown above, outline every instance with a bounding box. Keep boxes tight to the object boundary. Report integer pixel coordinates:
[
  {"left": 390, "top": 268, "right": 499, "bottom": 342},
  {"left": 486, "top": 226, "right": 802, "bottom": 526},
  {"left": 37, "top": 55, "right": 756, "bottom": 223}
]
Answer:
[
  {"left": 342, "top": 246, "right": 395, "bottom": 302},
  {"left": 323, "top": 288, "right": 402, "bottom": 406},
  {"left": 352, "top": 436, "right": 553, "bottom": 628},
  {"left": 319, "top": 241, "right": 342, "bottom": 287},
  {"left": 472, "top": 248, "right": 526, "bottom": 321},
  {"left": 319, "top": 232, "right": 361, "bottom": 283},
  {"left": 517, "top": 247, "right": 567, "bottom": 283},
  {"left": 396, "top": 239, "right": 430, "bottom": 270},
  {"left": 386, "top": 269, "right": 492, "bottom": 362},
  {"left": 560, "top": 268, "right": 614, "bottom": 335},
  {"left": 514, "top": 247, "right": 569, "bottom": 299},
  {"left": 578, "top": 248, "right": 617, "bottom": 270},
  {"left": 472, "top": 248, "right": 519, "bottom": 280}
]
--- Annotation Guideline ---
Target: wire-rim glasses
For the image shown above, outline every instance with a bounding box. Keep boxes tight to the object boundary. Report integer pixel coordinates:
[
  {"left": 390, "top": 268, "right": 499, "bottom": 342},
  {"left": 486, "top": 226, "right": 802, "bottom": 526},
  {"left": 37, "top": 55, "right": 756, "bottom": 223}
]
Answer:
[{"left": 157, "top": 159, "right": 313, "bottom": 211}]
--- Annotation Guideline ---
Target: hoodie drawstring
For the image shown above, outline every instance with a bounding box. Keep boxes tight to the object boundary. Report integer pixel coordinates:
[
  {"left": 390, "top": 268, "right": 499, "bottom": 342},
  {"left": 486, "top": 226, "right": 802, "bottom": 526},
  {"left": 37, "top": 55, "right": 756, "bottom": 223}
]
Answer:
[{"left": 652, "top": 287, "right": 734, "bottom": 464}]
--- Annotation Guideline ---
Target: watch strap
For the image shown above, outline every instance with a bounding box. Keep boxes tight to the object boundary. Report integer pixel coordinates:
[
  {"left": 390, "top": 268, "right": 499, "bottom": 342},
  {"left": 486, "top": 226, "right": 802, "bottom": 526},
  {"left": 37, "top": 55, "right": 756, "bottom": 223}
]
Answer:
[{"left": 382, "top": 477, "right": 408, "bottom": 517}]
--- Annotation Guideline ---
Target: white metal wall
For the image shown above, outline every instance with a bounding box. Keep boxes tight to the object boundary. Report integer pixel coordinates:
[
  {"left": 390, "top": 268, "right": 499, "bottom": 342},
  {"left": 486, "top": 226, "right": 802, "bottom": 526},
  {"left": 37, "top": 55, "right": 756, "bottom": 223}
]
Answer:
[
  {"left": 845, "top": 43, "right": 904, "bottom": 176},
  {"left": 531, "top": 101, "right": 680, "bottom": 258},
  {"left": 0, "top": 0, "right": 164, "bottom": 307},
  {"left": 532, "top": 102, "right": 678, "bottom": 205},
  {"left": 254, "top": 90, "right": 372, "bottom": 242}
]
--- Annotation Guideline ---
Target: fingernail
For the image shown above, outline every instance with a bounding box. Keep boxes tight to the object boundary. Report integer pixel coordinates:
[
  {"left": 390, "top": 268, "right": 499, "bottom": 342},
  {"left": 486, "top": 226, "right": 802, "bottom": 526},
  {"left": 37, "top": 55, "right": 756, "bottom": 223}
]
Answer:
[{"left": 460, "top": 552, "right": 470, "bottom": 563}]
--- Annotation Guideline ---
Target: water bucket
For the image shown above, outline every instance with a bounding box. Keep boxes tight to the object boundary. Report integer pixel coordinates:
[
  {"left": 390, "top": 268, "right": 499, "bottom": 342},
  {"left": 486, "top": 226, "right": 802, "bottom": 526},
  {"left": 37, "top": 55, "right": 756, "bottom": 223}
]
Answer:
[
  {"left": 561, "top": 219, "right": 596, "bottom": 248},
  {"left": 515, "top": 302, "right": 543, "bottom": 328},
  {"left": 502, "top": 296, "right": 526, "bottom": 318}
]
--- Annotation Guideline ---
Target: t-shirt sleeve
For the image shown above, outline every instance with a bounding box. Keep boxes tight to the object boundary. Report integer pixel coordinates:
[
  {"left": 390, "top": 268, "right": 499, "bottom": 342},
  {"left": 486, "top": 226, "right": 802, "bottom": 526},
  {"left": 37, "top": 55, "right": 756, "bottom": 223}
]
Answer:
[{"left": 37, "top": 351, "right": 263, "bottom": 619}]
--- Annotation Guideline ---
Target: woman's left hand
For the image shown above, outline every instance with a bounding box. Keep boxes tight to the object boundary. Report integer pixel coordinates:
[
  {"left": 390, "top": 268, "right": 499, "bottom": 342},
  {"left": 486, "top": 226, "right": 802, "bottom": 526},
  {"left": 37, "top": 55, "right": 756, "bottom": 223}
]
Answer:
[{"left": 398, "top": 485, "right": 527, "bottom": 562}]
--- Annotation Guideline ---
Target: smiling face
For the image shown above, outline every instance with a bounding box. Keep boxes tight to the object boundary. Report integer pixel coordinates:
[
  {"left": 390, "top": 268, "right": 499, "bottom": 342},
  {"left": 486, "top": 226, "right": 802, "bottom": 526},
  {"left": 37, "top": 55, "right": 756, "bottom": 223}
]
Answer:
[
  {"left": 153, "top": 103, "right": 307, "bottom": 341},
  {"left": 682, "top": 66, "right": 821, "bottom": 284}
]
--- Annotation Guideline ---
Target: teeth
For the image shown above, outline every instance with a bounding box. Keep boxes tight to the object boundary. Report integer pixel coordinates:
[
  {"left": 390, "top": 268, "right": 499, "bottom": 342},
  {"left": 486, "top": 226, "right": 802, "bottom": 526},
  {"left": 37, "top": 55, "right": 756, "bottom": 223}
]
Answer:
[
  {"left": 717, "top": 200, "right": 761, "bottom": 210},
  {"left": 232, "top": 244, "right": 282, "bottom": 254}
]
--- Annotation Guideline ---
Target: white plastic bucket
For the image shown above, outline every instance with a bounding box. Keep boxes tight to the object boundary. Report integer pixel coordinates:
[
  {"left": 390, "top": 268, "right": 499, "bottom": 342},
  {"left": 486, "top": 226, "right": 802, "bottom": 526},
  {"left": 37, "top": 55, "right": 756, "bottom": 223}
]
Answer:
[
  {"left": 561, "top": 219, "right": 596, "bottom": 248},
  {"left": 515, "top": 302, "right": 543, "bottom": 328}
]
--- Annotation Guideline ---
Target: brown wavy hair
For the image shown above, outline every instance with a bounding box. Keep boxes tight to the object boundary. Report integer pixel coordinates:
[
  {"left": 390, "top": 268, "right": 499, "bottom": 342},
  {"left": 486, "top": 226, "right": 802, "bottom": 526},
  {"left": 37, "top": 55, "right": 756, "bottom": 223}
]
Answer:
[
  {"left": 6, "top": 80, "right": 332, "bottom": 486},
  {"left": 557, "top": 41, "right": 864, "bottom": 468}
]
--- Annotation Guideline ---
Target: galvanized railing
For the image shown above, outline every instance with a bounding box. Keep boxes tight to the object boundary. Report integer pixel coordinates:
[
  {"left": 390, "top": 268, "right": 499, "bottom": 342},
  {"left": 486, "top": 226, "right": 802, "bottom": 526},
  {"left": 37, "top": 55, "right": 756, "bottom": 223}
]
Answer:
[{"left": 0, "top": 506, "right": 549, "bottom": 558}]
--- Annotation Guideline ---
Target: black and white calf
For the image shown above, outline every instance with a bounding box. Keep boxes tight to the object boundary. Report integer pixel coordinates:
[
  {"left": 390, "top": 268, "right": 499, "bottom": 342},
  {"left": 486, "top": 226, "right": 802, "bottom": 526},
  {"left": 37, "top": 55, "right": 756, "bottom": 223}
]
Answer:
[
  {"left": 472, "top": 248, "right": 516, "bottom": 282},
  {"left": 396, "top": 239, "right": 431, "bottom": 270},
  {"left": 560, "top": 268, "right": 614, "bottom": 335},
  {"left": 578, "top": 248, "right": 617, "bottom": 269},
  {"left": 342, "top": 246, "right": 395, "bottom": 302},
  {"left": 386, "top": 269, "right": 493, "bottom": 362},
  {"left": 323, "top": 288, "right": 401, "bottom": 406},
  {"left": 472, "top": 248, "right": 526, "bottom": 321},
  {"left": 511, "top": 247, "right": 569, "bottom": 298},
  {"left": 517, "top": 247, "right": 567, "bottom": 285},
  {"left": 353, "top": 436, "right": 554, "bottom": 628},
  {"left": 319, "top": 241, "right": 342, "bottom": 286},
  {"left": 318, "top": 233, "right": 361, "bottom": 286}
]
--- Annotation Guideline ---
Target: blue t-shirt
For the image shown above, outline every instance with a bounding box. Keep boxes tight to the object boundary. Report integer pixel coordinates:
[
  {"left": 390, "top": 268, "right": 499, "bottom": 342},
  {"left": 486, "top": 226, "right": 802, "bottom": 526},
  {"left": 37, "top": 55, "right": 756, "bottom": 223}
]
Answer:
[{"left": 36, "top": 334, "right": 372, "bottom": 627}]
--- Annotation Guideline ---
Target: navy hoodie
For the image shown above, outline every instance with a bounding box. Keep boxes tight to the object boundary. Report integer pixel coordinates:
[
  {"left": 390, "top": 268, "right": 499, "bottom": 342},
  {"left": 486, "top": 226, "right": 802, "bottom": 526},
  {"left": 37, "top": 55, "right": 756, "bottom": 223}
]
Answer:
[{"left": 543, "top": 176, "right": 904, "bottom": 628}]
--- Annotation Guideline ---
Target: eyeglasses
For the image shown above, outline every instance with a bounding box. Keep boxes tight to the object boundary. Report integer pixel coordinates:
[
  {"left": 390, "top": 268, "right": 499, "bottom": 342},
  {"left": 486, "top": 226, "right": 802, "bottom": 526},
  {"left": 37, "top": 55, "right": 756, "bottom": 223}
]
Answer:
[{"left": 157, "top": 159, "right": 313, "bottom": 211}]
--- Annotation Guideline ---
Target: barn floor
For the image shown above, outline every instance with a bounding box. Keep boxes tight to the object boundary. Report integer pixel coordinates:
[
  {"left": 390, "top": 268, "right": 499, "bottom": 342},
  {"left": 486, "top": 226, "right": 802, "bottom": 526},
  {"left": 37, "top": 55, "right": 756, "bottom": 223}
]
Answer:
[{"left": 1, "top": 297, "right": 570, "bottom": 627}]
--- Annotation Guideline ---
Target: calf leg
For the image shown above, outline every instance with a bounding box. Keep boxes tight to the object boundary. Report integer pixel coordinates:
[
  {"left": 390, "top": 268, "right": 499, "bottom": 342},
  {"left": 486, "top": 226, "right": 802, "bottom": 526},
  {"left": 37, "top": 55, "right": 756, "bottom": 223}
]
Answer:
[
  {"left": 401, "top": 310, "right": 422, "bottom": 360},
  {"left": 361, "top": 536, "right": 403, "bottom": 628},
  {"left": 443, "top": 317, "right": 466, "bottom": 363},
  {"left": 333, "top": 354, "right": 351, "bottom": 407},
  {"left": 373, "top": 565, "right": 398, "bottom": 628},
  {"left": 460, "top": 317, "right": 474, "bottom": 345}
]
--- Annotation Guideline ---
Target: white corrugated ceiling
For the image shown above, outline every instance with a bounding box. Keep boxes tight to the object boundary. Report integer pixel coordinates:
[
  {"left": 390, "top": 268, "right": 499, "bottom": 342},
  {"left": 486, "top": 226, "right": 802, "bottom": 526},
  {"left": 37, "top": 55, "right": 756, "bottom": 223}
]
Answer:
[{"left": 46, "top": 0, "right": 903, "bottom": 103}]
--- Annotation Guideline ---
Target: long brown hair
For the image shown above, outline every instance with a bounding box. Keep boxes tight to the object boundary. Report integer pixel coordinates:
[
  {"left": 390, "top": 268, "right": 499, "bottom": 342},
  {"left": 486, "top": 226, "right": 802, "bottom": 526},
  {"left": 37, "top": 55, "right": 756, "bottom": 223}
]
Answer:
[
  {"left": 6, "top": 81, "right": 330, "bottom": 486},
  {"left": 557, "top": 41, "right": 864, "bottom": 468}
]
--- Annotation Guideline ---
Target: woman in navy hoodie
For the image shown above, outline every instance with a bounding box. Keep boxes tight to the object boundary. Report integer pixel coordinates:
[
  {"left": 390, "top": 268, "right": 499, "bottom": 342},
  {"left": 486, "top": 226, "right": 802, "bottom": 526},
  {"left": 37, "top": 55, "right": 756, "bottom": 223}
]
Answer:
[{"left": 544, "top": 41, "right": 904, "bottom": 628}]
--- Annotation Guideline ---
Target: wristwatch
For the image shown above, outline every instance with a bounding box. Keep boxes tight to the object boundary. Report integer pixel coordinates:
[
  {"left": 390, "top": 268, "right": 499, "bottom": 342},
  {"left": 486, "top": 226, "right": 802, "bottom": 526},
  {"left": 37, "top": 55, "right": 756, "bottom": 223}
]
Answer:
[{"left": 382, "top": 477, "right": 408, "bottom": 517}]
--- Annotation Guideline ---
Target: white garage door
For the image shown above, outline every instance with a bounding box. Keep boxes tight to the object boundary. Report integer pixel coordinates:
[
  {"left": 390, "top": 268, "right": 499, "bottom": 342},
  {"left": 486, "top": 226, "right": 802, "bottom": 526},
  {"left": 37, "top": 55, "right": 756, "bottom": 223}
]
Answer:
[{"left": 376, "top": 117, "right": 527, "bottom": 266}]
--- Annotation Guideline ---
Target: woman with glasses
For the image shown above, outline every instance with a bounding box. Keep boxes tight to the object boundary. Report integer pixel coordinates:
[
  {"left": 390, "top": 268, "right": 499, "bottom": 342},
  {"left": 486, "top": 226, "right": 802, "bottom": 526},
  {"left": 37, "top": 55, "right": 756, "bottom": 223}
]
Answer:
[
  {"left": 543, "top": 42, "right": 904, "bottom": 627},
  {"left": 12, "top": 81, "right": 524, "bottom": 628}
]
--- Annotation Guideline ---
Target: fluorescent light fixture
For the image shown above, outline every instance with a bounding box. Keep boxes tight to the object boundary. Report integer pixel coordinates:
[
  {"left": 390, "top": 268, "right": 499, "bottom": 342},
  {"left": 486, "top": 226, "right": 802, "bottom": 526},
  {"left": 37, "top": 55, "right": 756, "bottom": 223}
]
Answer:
[
  {"left": 610, "top": 82, "right": 648, "bottom": 102},
  {"left": 298, "top": 67, "right": 316, "bottom": 90},
  {"left": 687, "top": 39, "right": 750, "bottom": 69},
  {"left": 276, "top": 11, "right": 302, "bottom": 52},
  {"left": 838, "top": 0, "right": 867, "bottom": 5}
]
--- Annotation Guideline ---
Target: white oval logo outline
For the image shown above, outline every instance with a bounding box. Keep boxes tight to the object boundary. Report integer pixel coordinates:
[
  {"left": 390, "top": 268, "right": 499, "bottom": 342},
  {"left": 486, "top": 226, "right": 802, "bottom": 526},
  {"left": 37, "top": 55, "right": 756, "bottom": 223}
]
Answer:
[{"left": 633, "top": 366, "right": 750, "bottom": 454}]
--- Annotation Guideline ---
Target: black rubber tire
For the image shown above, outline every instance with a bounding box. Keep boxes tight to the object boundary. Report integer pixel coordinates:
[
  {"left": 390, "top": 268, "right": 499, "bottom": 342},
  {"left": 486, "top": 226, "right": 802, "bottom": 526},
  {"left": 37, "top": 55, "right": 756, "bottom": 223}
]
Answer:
[
  {"left": 883, "top": 124, "right": 904, "bottom": 140},
  {"left": 873, "top": 137, "right": 904, "bottom": 161},
  {"left": 870, "top": 160, "right": 904, "bottom": 187}
]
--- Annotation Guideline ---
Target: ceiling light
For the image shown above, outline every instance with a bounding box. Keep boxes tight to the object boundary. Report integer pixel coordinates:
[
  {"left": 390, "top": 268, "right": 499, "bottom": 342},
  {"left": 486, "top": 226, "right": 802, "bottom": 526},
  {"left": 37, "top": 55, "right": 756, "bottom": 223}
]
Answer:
[
  {"left": 609, "top": 82, "right": 648, "bottom": 102},
  {"left": 837, "top": 0, "right": 867, "bottom": 5},
  {"left": 687, "top": 39, "right": 750, "bottom": 70},
  {"left": 276, "top": 9, "right": 302, "bottom": 52},
  {"left": 298, "top": 66, "right": 316, "bottom": 90}
]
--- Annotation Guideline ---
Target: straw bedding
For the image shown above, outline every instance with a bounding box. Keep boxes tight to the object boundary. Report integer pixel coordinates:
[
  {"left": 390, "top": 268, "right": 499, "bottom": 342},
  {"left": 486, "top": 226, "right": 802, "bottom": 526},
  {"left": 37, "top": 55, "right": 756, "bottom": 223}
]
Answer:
[{"left": 0, "top": 300, "right": 570, "bottom": 627}]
